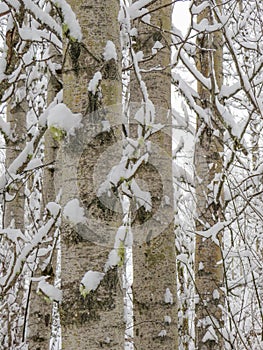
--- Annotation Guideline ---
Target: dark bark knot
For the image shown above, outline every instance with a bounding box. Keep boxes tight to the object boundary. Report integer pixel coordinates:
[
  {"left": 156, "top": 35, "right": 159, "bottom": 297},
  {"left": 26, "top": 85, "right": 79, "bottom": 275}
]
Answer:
[
  {"left": 69, "top": 41, "right": 81, "bottom": 74},
  {"left": 102, "top": 58, "right": 119, "bottom": 80}
]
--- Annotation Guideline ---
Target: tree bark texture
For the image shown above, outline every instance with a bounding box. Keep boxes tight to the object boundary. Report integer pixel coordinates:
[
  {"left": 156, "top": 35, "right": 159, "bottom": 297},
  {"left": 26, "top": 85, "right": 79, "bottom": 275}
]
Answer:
[
  {"left": 27, "top": 42, "right": 61, "bottom": 350},
  {"left": 60, "top": 1, "right": 124, "bottom": 349},
  {"left": 130, "top": 2, "right": 178, "bottom": 349},
  {"left": 194, "top": 1, "right": 224, "bottom": 349},
  {"left": 1, "top": 9, "right": 27, "bottom": 347}
]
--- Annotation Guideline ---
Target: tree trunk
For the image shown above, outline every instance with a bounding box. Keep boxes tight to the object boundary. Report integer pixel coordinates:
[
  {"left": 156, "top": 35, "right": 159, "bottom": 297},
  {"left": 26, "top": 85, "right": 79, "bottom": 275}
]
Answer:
[
  {"left": 2, "top": 10, "right": 27, "bottom": 347},
  {"left": 27, "top": 42, "right": 61, "bottom": 350},
  {"left": 130, "top": 2, "right": 178, "bottom": 349},
  {"left": 60, "top": 1, "right": 124, "bottom": 348},
  {"left": 2, "top": 84, "right": 27, "bottom": 349},
  {"left": 194, "top": 1, "right": 224, "bottom": 349}
]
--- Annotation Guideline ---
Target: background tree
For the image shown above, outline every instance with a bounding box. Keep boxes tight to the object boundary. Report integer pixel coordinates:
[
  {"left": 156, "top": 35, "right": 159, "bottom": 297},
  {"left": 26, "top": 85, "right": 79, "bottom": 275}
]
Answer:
[
  {"left": 2, "top": 7, "right": 27, "bottom": 347},
  {"left": 173, "top": 0, "right": 263, "bottom": 348},
  {"left": 0, "top": 1, "right": 62, "bottom": 348},
  {"left": 27, "top": 10, "right": 62, "bottom": 348},
  {"left": 193, "top": 1, "right": 224, "bottom": 348},
  {"left": 126, "top": 1, "right": 178, "bottom": 348}
]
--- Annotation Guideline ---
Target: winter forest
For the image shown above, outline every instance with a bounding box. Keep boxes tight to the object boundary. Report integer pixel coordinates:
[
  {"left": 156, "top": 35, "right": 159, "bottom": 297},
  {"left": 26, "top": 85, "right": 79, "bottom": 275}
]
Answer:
[{"left": 0, "top": 0, "right": 262, "bottom": 349}]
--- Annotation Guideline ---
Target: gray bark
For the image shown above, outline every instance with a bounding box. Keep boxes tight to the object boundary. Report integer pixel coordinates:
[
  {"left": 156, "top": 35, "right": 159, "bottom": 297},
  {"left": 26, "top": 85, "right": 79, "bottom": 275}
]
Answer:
[
  {"left": 27, "top": 43, "right": 61, "bottom": 350},
  {"left": 60, "top": 1, "right": 124, "bottom": 349},
  {"left": 130, "top": 2, "right": 178, "bottom": 349},
  {"left": 194, "top": 1, "right": 224, "bottom": 349},
  {"left": 2, "top": 10, "right": 27, "bottom": 346}
]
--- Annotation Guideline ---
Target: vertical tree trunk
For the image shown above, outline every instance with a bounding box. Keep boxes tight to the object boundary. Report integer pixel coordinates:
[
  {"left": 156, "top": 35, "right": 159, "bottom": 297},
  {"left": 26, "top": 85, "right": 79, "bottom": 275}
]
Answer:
[
  {"left": 60, "top": 1, "right": 124, "bottom": 348},
  {"left": 27, "top": 43, "right": 62, "bottom": 350},
  {"left": 3, "top": 85, "right": 27, "bottom": 349},
  {"left": 2, "top": 10, "right": 27, "bottom": 347},
  {"left": 194, "top": 1, "right": 224, "bottom": 349},
  {"left": 4, "top": 6, "right": 27, "bottom": 231},
  {"left": 130, "top": 2, "right": 178, "bottom": 349},
  {"left": 4, "top": 95, "right": 27, "bottom": 230}
]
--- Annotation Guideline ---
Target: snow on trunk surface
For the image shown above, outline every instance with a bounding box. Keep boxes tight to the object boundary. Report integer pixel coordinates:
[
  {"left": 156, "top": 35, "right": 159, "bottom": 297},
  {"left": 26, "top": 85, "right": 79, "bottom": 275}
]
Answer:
[
  {"left": 38, "top": 279, "right": 62, "bottom": 302},
  {"left": 80, "top": 270, "right": 105, "bottom": 293},
  {"left": 47, "top": 103, "right": 82, "bottom": 135},
  {"left": 63, "top": 198, "right": 86, "bottom": 225},
  {"left": 103, "top": 41, "right": 117, "bottom": 61}
]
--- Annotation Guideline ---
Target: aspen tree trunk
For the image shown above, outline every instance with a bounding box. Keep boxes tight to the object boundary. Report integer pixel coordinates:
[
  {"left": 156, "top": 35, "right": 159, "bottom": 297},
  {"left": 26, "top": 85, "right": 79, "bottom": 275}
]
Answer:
[
  {"left": 60, "top": 1, "right": 124, "bottom": 348},
  {"left": 27, "top": 43, "right": 61, "bottom": 350},
  {"left": 194, "top": 1, "right": 224, "bottom": 349},
  {"left": 4, "top": 8, "right": 26, "bottom": 233},
  {"left": 2, "top": 9, "right": 27, "bottom": 348},
  {"left": 4, "top": 95, "right": 27, "bottom": 230},
  {"left": 3, "top": 85, "right": 27, "bottom": 349},
  {"left": 130, "top": 2, "right": 178, "bottom": 349}
]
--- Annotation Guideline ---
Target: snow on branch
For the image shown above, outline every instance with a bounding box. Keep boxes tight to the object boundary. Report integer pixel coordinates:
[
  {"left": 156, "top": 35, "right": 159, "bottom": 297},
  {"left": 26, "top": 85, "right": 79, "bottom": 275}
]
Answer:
[
  {"left": 53, "top": 0, "right": 82, "bottom": 41},
  {"left": 38, "top": 279, "right": 62, "bottom": 302},
  {"left": 0, "top": 208, "right": 61, "bottom": 294},
  {"left": 196, "top": 221, "right": 230, "bottom": 246}
]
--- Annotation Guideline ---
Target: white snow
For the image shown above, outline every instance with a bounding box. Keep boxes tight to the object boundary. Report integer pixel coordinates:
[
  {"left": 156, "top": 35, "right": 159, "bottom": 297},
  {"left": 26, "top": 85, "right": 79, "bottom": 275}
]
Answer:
[
  {"left": 97, "top": 160, "right": 126, "bottom": 195},
  {"left": 191, "top": 1, "right": 210, "bottom": 15},
  {"left": 25, "top": 158, "right": 43, "bottom": 171},
  {"left": 80, "top": 270, "right": 105, "bottom": 292},
  {"left": 136, "top": 51, "right": 144, "bottom": 62},
  {"left": 46, "top": 202, "right": 60, "bottom": 217},
  {"left": 22, "top": 0, "right": 61, "bottom": 36},
  {"left": 130, "top": 28, "right": 138, "bottom": 37},
  {"left": 1, "top": 217, "right": 56, "bottom": 290},
  {"left": 152, "top": 41, "right": 163, "bottom": 54},
  {"left": 55, "top": 0, "right": 82, "bottom": 41},
  {"left": 197, "top": 221, "right": 229, "bottom": 246},
  {"left": 193, "top": 19, "right": 221, "bottom": 33},
  {"left": 173, "top": 163, "right": 194, "bottom": 187},
  {"left": 88, "top": 71, "right": 102, "bottom": 94},
  {"left": 177, "top": 254, "right": 188, "bottom": 264},
  {"left": 104, "top": 225, "right": 128, "bottom": 271},
  {"left": 162, "top": 195, "right": 170, "bottom": 206},
  {"left": 19, "top": 28, "right": 61, "bottom": 48},
  {"left": 47, "top": 103, "right": 82, "bottom": 135},
  {"left": 103, "top": 41, "right": 117, "bottom": 61},
  {"left": 0, "top": 135, "right": 38, "bottom": 191},
  {"left": 128, "top": 1, "right": 150, "bottom": 20},
  {"left": 142, "top": 13, "right": 150, "bottom": 24},
  {"left": 39, "top": 90, "right": 63, "bottom": 127},
  {"left": 158, "top": 330, "right": 167, "bottom": 337},
  {"left": 164, "top": 288, "right": 173, "bottom": 304},
  {"left": 213, "top": 289, "right": 220, "bottom": 300},
  {"left": 0, "top": 57, "right": 7, "bottom": 82},
  {"left": 101, "top": 120, "right": 111, "bottom": 132},
  {"left": 4, "top": 0, "right": 20, "bottom": 11},
  {"left": 38, "top": 279, "right": 62, "bottom": 302},
  {"left": 0, "top": 117, "right": 10, "bottom": 137},
  {"left": 114, "top": 226, "right": 127, "bottom": 247},
  {"left": 0, "top": 2, "right": 9, "bottom": 13},
  {"left": 198, "top": 262, "right": 204, "bottom": 271},
  {"left": 0, "top": 228, "right": 27, "bottom": 245},
  {"left": 63, "top": 199, "right": 86, "bottom": 225},
  {"left": 130, "top": 179, "right": 152, "bottom": 211},
  {"left": 105, "top": 249, "right": 119, "bottom": 270},
  {"left": 164, "top": 315, "right": 172, "bottom": 324},
  {"left": 202, "top": 325, "right": 218, "bottom": 343}
]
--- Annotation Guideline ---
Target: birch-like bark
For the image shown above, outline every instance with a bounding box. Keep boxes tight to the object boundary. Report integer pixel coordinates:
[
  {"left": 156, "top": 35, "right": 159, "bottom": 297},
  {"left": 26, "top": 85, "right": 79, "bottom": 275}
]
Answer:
[
  {"left": 2, "top": 85, "right": 27, "bottom": 349},
  {"left": 60, "top": 1, "right": 124, "bottom": 348},
  {"left": 27, "top": 43, "right": 61, "bottom": 350},
  {"left": 194, "top": 1, "right": 224, "bottom": 349},
  {"left": 2, "top": 10, "right": 27, "bottom": 347},
  {"left": 130, "top": 2, "right": 178, "bottom": 349}
]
